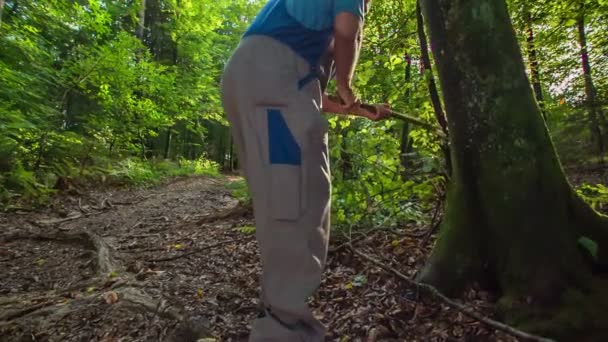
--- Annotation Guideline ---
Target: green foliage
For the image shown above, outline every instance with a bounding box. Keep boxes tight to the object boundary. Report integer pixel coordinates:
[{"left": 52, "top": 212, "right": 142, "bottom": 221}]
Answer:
[
  {"left": 509, "top": 0, "right": 608, "bottom": 162},
  {"left": 578, "top": 236, "right": 599, "bottom": 261},
  {"left": 226, "top": 179, "right": 251, "bottom": 203},
  {"left": 577, "top": 183, "right": 608, "bottom": 211},
  {"left": 0, "top": 0, "right": 260, "bottom": 206},
  {"left": 235, "top": 226, "right": 256, "bottom": 235},
  {"left": 109, "top": 158, "right": 219, "bottom": 186},
  {"left": 327, "top": 0, "right": 444, "bottom": 230}
]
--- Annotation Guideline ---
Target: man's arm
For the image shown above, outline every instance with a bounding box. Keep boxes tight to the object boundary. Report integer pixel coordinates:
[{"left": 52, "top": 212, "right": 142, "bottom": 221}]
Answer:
[
  {"left": 322, "top": 94, "right": 392, "bottom": 121},
  {"left": 334, "top": 11, "right": 363, "bottom": 109}
]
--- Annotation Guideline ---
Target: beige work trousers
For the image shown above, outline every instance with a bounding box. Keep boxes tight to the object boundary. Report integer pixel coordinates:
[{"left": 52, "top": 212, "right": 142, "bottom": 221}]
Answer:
[{"left": 220, "top": 36, "right": 331, "bottom": 342}]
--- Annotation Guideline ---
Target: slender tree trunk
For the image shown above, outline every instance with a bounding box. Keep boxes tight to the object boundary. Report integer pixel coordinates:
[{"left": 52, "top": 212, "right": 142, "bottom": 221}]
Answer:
[
  {"left": 163, "top": 128, "right": 172, "bottom": 160},
  {"left": 34, "top": 133, "right": 48, "bottom": 173},
  {"left": 340, "top": 125, "right": 353, "bottom": 180},
  {"left": 181, "top": 124, "right": 187, "bottom": 158},
  {"left": 109, "top": 138, "right": 116, "bottom": 158},
  {"left": 399, "top": 54, "right": 414, "bottom": 180},
  {"left": 577, "top": 9, "right": 606, "bottom": 157},
  {"left": 229, "top": 134, "right": 235, "bottom": 171},
  {"left": 0, "top": 0, "right": 5, "bottom": 30},
  {"left": 139, "top": 132, "right": 147, "bottom": 160},
  {"left": 524, "top": 6, "right": 546, "bottom": 120},
  {"left": 419, "top": 0, "right": 608, "bottom": 338},
  {"left": 417, "top": 2, "right": 448, "bottom": 135},
  {"left": 136, "top": 0, "right": 147, "bottom": 41},
  {"left": 416, "top": 2, "right": 451, "bottom": 176}
]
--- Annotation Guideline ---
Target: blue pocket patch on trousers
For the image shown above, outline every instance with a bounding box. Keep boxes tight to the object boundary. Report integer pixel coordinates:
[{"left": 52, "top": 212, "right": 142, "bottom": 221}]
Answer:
[{"left": 267, "top": 109, "right": 301, "bottom": 165}]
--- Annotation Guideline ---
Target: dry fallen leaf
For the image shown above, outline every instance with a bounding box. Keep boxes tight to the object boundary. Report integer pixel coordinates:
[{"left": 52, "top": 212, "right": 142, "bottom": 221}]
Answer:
[{"left": 103, "top": 291, "right": 119, "bottom": 305}]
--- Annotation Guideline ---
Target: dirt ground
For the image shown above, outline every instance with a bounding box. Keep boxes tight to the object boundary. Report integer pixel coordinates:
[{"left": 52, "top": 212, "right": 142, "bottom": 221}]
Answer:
[{"left": 0, "top": 175, "right": 522, "bottom": 341}]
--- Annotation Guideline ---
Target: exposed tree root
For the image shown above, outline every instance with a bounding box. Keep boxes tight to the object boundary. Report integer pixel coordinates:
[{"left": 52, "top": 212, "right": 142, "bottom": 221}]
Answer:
[
  {"left": 33, "top": 209, "right": 108, "bottom": 226},
  {"left": 349, "top": 245, "right": 556, "bottom": 342},
  {"left": 0, "top": 227, "right": 198, "bottom": 339},
  {"left": 197, "top": 200, "right": 252, "bottom": 224},
  {"left": 0, "top": 301, "right": 56, "bottom": 322},
  {"left": 2, "top": 228, "right": 117, "bottom": 275},
  {"left": 0, "top": 294, "right": 99, "bottom": 332},
  {"left": 112, "top": 286, "right": 182, "bottom": 321}
]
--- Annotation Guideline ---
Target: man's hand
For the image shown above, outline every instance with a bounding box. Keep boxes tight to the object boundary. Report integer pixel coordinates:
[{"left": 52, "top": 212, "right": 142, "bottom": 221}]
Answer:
[
  {"left": 355, "top": 103, "right": 392, "bottom": 121},
  {"left": 321, "top": 94, "right": 347, "bottom": 114},
  {"left": 322, "top": 95, "right": 391, "bottom": 121}
]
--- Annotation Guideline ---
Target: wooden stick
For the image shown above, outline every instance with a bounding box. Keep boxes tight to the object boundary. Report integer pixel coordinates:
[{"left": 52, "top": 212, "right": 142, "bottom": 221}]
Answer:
[
  {"left": 360, "top": 103, "right": 444, "bottom": 135},
  {"left": 328, "top": 94, "right": 446, "bottom": 137},
  {"left": 348, "top": 245, "right": 556, "bottom": 342}
]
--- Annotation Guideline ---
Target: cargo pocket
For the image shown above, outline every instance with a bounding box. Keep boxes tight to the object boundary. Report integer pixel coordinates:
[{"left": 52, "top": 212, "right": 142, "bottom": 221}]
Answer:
[{"left": 265, "top": 107, "right": 302, "bottom": 221}]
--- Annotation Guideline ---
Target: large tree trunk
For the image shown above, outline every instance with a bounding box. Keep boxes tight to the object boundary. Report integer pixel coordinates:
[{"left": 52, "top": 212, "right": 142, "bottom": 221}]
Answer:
[
  {"left": 577, "top": 9, "right": 606, "bottom": 157},
  {"left": 418, "top": 0, "right": 608, "bottom": 338}
]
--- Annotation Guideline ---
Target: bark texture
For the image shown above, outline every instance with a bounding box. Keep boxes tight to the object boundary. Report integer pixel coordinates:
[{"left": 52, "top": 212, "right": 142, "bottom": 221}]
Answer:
[{"left": 418, "top": 0, "right": 608, "bottom": 339}]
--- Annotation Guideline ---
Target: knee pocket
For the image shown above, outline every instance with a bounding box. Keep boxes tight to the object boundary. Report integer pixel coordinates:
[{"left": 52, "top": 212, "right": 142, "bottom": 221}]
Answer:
[{"left": 264, "top": 107, "right": 304, "bottom": 221}]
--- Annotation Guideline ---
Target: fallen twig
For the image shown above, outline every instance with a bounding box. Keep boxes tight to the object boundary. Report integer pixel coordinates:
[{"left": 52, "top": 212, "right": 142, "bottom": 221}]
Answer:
[
  {"left": 348, "top": 245, "right": 556, "bottom": 342},
  {"left": 35, "top": 210, "right": 106, "bottom": 225},
  {"left": 148, "top": 237, "right": 253, "bottom": 263},
  {"left": 422, "top": 197, "right": 443, "bottom": 245},
  {"left": 329, "top": 234, "right": 367, "bottom": 253},
  {"left": 77, "top": 198, "right": 89, "bottom": 214}
]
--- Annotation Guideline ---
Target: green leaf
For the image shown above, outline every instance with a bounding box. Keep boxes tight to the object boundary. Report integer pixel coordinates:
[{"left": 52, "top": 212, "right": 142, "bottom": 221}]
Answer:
[
  {"left": 352, "top": 274, "right": 368, "bottom": 287},
  {"left": 235, "top": 226, "right": 256, "bottom": 235},
  {"left": 578, "top": 236, "right": 598, "bottom": 261}
]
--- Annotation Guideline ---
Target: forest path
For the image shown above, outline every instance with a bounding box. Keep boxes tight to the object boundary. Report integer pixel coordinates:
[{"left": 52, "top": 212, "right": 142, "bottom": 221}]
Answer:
[{"left": 0, "top": 175, "right": 516, "bottom": 341}]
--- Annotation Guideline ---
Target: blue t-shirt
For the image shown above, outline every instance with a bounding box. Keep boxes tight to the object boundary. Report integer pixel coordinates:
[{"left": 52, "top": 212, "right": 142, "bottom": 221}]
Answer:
[{"left": 244, "top": 0, "right": 365, "bottom": 69}]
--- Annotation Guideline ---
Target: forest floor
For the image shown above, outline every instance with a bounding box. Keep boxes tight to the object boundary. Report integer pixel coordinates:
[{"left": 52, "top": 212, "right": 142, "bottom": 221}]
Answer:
[{"left": 0, "top": 174, "right": 550, "bottom": 341}]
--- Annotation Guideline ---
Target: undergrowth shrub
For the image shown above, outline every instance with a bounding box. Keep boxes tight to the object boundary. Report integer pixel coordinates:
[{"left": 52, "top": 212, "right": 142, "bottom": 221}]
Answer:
[
  {"left": 226, "top": 178, "right": 250, "bottom": 202},
  {"left": 0, "top": 157, "right": 220, "bottom": 208},
  {"left": 577, "top": 183, "right": 608, "bottom": 213}
]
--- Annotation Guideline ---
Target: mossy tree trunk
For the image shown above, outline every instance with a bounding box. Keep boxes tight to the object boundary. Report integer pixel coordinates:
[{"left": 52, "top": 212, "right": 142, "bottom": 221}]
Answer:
[{"left": 418, "top": 0, "right": 608, "bottom": 338}]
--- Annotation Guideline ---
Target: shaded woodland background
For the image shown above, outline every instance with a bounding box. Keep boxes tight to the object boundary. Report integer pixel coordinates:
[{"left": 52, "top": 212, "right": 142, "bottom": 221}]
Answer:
[{"left": 1, "top": 0, "right": 607, "bottom": 228}]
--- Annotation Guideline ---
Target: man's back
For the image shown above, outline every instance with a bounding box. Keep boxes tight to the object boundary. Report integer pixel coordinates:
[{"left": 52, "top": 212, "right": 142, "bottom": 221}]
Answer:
[{"left": 245, "top": 0, "right": 364, "bottom": 68}]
